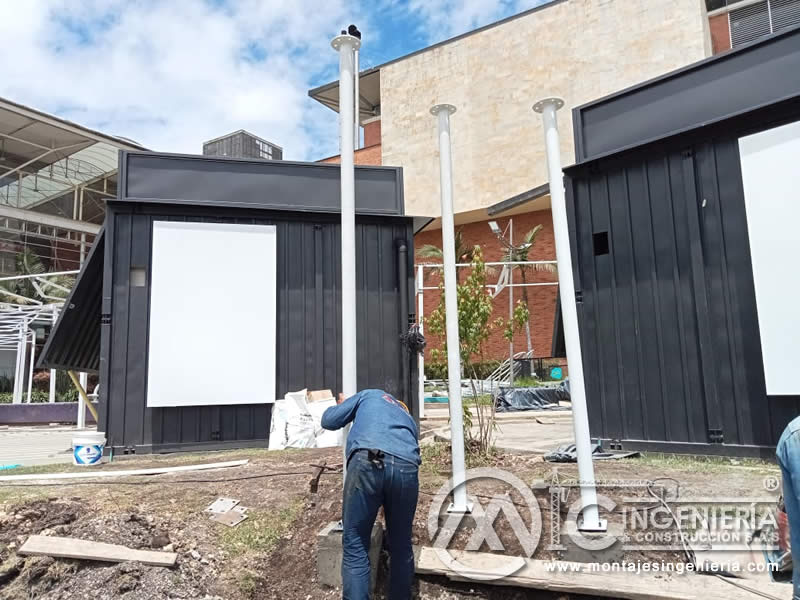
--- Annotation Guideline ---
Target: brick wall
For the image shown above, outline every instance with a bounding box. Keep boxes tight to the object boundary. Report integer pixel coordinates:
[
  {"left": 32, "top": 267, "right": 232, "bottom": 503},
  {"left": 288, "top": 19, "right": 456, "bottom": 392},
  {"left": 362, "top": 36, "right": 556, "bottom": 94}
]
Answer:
[
  {"left": 363, "top": 119, "right": 381, "bottom": 148},
  {"left": 416, "top": 209, "right": 559, "bottom": 364},
  {"left": 319, "top": 143, "right": 382, "bottom": 166},
  {"left": 709, "top": 13, "right": 731, "bottom": 54}
]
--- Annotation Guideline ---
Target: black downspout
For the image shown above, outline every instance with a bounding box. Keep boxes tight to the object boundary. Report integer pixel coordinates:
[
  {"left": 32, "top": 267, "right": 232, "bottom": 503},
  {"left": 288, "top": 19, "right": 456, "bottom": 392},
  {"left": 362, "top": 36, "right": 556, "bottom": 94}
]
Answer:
[{"left": 396, "top": 240, "right": 413, "bottom": 421}]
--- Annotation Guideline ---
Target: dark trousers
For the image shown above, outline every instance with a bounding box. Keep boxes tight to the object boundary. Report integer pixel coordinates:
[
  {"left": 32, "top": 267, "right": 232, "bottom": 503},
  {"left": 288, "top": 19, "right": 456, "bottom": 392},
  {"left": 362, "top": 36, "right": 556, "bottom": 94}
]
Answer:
[{"left": 342, "top": 450, "right": 419, "bottom": 600}]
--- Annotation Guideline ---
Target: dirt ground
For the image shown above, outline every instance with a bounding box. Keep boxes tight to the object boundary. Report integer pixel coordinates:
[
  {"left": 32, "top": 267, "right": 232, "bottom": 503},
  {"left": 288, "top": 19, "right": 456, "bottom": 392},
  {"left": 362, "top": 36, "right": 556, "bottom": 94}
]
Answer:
[{"left": 0, "top": 445, "right": 780, "bottom": 599}]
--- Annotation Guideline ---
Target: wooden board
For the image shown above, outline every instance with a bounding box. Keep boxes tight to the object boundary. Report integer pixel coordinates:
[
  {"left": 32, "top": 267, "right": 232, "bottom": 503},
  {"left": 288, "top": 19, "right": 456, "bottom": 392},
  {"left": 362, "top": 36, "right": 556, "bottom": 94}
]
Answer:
[
  {"left": 415, "top": 547, "right": 789, "bottom": 600},
  {"left": 19, "top": 536, "right": 177, "bottom": 567},
  {"left": 0, "top": 459, "right": 248, "bottom": 482}
]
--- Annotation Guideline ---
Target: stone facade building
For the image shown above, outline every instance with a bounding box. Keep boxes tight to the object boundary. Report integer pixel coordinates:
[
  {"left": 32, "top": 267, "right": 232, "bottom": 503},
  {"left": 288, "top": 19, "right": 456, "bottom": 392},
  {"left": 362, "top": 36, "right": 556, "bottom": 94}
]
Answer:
[{"left": 309, "top": 0, "right": 789, "bottom": 366}]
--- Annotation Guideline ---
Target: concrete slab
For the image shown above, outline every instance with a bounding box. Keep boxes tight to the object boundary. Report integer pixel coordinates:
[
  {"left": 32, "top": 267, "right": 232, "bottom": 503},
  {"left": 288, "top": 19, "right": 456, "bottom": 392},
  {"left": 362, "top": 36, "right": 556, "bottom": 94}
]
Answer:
[
  {"left": 432, "top": 416, "right": 575, "bottom": 455},
  {"left": 559, "top": 520, "right": 625, "bottom": 564},
  {"left": 0, "top": 426, "right": 91, "bottom": 467},
  {"left": 317, "top": 521, "right": 383, "bottom": 592}
]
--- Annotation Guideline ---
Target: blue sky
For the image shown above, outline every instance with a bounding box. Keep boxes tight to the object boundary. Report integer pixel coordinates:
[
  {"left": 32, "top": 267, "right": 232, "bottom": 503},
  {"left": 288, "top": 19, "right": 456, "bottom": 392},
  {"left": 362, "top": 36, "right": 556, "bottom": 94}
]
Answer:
[{"left": 0, "top": 0, "right": 552, "bottom": 161}]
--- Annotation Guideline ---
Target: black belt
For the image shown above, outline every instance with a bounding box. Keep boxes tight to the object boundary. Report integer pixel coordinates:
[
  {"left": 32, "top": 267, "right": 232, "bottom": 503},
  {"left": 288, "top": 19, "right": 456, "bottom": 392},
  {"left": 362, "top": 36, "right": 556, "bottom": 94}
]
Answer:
[{"left": 351, "top": 448, "right": 385, "bottom": 469}]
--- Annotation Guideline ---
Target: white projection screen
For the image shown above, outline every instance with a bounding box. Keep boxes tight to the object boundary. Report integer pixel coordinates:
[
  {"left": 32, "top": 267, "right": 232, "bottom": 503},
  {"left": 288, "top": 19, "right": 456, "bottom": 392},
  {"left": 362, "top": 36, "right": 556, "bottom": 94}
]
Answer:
[
  {"left": 739, "top": 120, "right": 800, "bottom": 395},
  {"left": 146, "top": 221, "right": 277, "bottom": 407}
]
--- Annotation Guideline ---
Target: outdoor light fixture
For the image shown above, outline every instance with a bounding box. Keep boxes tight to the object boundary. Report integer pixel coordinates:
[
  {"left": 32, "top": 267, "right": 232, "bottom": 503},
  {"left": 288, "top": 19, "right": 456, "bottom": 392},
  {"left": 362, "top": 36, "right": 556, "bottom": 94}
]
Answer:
[{"left": 488, "top": 220, "right": 501, "bottom": 235}]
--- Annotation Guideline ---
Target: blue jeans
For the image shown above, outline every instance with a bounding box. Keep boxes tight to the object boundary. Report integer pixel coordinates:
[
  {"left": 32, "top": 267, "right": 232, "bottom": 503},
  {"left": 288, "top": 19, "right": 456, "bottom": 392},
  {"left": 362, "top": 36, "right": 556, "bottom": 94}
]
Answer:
[
  {"left": 342, "top": 450, "right": 419, "bottom": 600},
  {"left": 777, "top": 416, "right": 800, "bottom": 600}
]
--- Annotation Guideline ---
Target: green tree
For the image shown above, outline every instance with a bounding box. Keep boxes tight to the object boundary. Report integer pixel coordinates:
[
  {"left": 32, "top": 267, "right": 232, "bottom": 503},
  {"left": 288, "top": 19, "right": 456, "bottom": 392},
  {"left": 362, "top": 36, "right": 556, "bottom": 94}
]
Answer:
[
  {"left": 416, "top": 229, "right": 475, "bottom": 282},
  {"left": 425, "top": 246, "right": 525, "bottom": 456},
  {"left": 0, "top": 248, "right": 75, "bottom": 304},
  {"left": 502, "top": 224, "right": 556, "bottom": 358}
]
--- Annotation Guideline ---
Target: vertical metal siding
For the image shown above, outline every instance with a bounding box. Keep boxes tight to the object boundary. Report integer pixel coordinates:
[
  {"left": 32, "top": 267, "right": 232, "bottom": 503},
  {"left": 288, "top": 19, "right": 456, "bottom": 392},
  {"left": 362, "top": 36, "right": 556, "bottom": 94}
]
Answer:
[
  {"left": 102, "top": 203, "right": 415, "bottom": 452},
  {"left": 567, "top": 136, "right": 800, "bottom": 454}
]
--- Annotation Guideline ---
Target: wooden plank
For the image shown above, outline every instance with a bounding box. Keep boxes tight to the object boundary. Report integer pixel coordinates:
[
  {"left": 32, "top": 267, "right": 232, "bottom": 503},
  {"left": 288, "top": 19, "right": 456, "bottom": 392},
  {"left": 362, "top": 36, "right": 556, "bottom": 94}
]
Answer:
[
  {"left": 0, "top": 459, "right": 248, "bottom": 482},
  {"left": 20, "top": 536, "right": 177, "bottom": 567},
  {"left": 415, "top": 547, "right": 788, "bottom": 600}
]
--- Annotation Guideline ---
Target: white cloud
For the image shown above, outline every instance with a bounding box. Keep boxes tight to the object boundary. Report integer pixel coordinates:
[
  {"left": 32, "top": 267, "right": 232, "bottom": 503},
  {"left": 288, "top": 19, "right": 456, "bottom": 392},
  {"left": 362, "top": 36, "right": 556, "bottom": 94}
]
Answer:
[
  {"left": 404, "top": 0, "right": 553, "bottom": 43},
  {"left": 0, "top": 0, "right": 366, "bottom": 160}
]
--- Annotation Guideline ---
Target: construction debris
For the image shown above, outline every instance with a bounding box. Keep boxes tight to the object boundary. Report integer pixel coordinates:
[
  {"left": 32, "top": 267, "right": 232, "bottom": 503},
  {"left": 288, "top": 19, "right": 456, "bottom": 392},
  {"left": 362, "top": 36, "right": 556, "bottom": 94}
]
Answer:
[
  {"left": 19, "top": 535, "right": 177, "bottom": 567},
  {"left": 204, "top": 498, "right": 240, "bottom": 514},
  {"left": 0, "top": 459, "right": 249, "bottom": 482},
  {"left": 209, "top": 510, "right": 248, "bottom": 528},
  {"left": 205, "top": 497, "right": 248, "bottom": 528}
]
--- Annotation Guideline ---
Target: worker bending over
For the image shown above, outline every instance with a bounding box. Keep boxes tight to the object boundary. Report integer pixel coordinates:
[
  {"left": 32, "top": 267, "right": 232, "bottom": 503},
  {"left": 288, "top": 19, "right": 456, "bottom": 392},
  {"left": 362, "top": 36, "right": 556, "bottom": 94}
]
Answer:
[
  {"left": 321, "top": 389, "right": 420, "bottom": 600},
  {"left": 777, "top": 415, "right": 800, "bottom": 600}
]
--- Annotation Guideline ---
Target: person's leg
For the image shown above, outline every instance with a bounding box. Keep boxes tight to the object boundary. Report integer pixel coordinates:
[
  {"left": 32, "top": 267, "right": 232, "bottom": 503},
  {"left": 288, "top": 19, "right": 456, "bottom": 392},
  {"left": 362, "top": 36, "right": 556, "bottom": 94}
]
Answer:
[
  {"left": 777, "top": 429, "right": 800, "bottom": 600},
  {"left": 382, "top": 456, "right": 419, "bottom": 600},
  {"left": 342, "top": 452, "right": 383, "bottom": 600}
]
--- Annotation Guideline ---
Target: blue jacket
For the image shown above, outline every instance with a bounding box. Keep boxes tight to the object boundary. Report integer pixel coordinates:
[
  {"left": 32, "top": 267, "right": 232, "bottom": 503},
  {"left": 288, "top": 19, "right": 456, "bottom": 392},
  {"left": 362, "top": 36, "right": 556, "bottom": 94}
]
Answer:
[{"left": 321, "top": 389, "right": 420, "bottom": 466}]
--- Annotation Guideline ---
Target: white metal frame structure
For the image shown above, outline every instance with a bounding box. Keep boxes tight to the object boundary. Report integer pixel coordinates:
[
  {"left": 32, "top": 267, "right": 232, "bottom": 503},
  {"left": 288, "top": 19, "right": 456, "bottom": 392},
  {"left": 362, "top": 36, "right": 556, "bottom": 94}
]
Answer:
[
  {"left": 415, "top": 259, "right": 559, "bottom": 405},
  {"left": 0, "top": 96, "right": 143, "bottom": 427},
  {"left": 0, "top": 96, "right": 143, "bottom": 277}
]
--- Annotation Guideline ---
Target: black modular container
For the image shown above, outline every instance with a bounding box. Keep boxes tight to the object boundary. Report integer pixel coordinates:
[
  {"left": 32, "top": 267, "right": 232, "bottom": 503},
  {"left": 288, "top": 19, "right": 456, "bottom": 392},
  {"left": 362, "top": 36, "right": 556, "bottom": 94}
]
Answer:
[
  {"left": 564, "top": 27, "right": 800, "bottom": 457},
  {"left": 40, "top": 151, "right": 417, "bottom": 454}
]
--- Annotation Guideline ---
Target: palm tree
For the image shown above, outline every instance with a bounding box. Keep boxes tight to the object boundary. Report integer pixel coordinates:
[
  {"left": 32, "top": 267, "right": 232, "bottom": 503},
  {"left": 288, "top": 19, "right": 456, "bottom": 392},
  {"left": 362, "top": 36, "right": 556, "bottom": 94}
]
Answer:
[
  {"left": 502, "top": 225, "right": 556, "bottom": 358},
  {"left": 416, "top": 229, "right": 476, "bottom": 282},
  {"left": 0, "top": 248, "right": 75, "bottom": 305}
]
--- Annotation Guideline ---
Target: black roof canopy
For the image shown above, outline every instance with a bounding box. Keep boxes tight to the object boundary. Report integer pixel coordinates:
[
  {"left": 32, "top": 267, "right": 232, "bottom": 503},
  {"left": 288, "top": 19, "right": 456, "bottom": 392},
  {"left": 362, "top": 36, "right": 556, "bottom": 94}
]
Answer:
[
  {"left": 38, "top": 230, "right": 104, "bottom": 372},
  {"left": 571, "top": 25, "right": 800, "bottom": 164}
]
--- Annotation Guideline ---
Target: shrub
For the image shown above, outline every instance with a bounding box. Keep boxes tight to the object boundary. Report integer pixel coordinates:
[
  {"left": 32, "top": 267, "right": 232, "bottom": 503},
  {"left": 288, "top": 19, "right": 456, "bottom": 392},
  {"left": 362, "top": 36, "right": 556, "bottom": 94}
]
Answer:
[
  {"left": 424, "top": 360, "right": 502, "bottom": 381},
  {"left": 0, "top": 389, "right": 79, "bottom": 403}
]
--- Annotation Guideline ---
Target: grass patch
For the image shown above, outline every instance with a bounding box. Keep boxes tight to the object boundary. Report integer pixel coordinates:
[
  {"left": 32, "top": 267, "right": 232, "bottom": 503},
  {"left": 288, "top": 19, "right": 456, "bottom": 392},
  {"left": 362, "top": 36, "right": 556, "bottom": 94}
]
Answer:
[
  {"left": 464, "top": 394, "right": 493, "bottom": 407},
  {"left": 220, "top": 498, "right": 304, "bottom": 557},
  {"left": 420, "top": 440, "right": 500, "bottom": 476},
  {"left": 630, "top": 452, "right": 778, "bottom": 474},
  {"left": 0, "top": 446, "right": 305, "bottom": 477},
  {"left": 236, "top": 569, "right": 260, "bottom": 597},
  {"left": 513, "top": 376, "right": 543, "bottom": 387}
]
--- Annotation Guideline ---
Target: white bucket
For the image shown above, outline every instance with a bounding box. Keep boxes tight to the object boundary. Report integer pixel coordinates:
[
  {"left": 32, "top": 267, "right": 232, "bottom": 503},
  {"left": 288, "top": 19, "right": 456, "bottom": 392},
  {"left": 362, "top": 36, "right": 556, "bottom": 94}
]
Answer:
[{"left": 72, "top": 431, "right": 106, "bottom": 466}]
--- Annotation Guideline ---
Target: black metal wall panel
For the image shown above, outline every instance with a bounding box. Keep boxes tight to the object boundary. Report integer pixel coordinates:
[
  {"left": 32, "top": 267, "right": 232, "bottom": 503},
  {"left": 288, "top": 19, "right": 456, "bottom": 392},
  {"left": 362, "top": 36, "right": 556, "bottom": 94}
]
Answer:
[
  {"left": 121, "top": 152, "right": 404, "bottom": 216},
  {"left": 566, "top": 134, "right": 800, "bottom": 456},
  {"left": 102, "top": 202, "right": 415, "bottom": 453},
  {"left": 572, "top": 25, "right": 800, "bottom": 163}
]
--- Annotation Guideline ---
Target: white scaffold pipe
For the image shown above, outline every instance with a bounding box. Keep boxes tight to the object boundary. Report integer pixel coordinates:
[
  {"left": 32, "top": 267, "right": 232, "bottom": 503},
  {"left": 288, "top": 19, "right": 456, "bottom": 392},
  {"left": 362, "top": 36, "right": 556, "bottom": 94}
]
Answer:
[
  {"left": 430, "top": 103, "right": 471, "bottom": 514},
  {"left": 332, "top": 29, "right": 361, "bottom": 486},
  {"left": 533, "top": 97, "right": 606, "bottom": 532},
  {"left": 354, "top": 47, "right": 360, "bottom": 149},
  {"left": 417, "top": 265, "right": 425, "bottom": 419}
]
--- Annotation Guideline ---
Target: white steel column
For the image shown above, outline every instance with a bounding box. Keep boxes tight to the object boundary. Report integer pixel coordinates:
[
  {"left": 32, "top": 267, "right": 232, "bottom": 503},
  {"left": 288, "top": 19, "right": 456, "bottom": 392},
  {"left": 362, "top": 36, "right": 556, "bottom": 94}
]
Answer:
[
  {"left": 13, "top": 326, "right": 26, "bottom": 404},
  {"left": 79, "top": 187, "right": 86, "bottom": 264},
  {"left": 26, "top": 330, "right": 35, "bottom": 403},
  {"left": 49, "top": 309, "right": 57, "bottom": 403},
  {"left": 332, "top": 31, "right": 361, "bottom": 482},
  {"left": 533, "top": 97, "right": 605, "bottom": 532},
  {"left": 77, "top": 372, "right": 88, "bottom": 429},
  {"left": 354, "top": 47, "right": 360, "bottom": 149},
  {"left": 431, "top": 104, "right": 470, "bottom": 513},
  {"left": 417, "top": 265, "right": 425, "bottom": 419},
  {"left": 508, "top": 220, "right": 514, "bottom": 386}
]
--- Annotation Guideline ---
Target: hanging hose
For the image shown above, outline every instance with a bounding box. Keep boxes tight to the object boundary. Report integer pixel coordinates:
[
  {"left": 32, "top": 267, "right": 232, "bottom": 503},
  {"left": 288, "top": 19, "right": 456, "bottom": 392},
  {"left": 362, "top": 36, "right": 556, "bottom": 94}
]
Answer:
[{"left": 400, "top": 323, "right": 426, "bottom": 355}]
